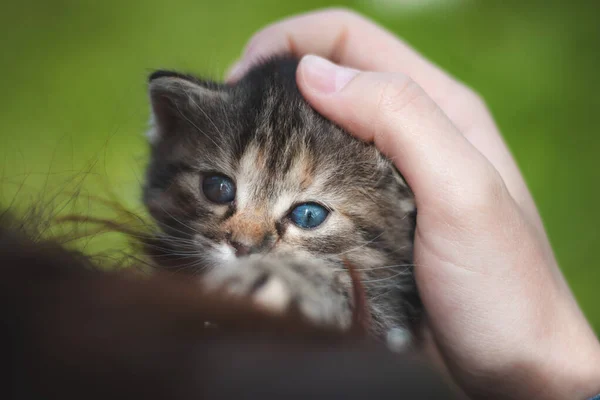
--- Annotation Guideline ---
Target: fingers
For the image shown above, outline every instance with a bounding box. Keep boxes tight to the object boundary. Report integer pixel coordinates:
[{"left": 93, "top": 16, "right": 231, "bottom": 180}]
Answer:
[
  {"left": 228, "top": 8, "right": 456, "bottom": 105},
  {"left": 293, "top": 56, "right": 600, "bottom": 398},
  {"left": 228, "top": 9, "right": 544, "bottom": 233},
  {"left": 296, "top": 55, "right": 507, "bottom": 220}
]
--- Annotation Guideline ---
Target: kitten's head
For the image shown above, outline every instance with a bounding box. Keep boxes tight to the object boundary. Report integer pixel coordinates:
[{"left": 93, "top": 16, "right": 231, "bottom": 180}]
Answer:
[{"left": 143, "top": 57, "right": 417, "bottom": 330}]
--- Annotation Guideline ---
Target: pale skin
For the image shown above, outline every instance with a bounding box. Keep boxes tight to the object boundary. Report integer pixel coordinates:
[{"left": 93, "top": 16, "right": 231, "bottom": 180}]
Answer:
[{"left": 226, "top": 9, "right": 600, "bottom": 400}]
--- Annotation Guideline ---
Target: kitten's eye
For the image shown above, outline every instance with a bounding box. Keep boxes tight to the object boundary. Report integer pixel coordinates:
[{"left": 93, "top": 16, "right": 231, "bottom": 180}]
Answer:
[
  {"left": 289, "top": 203, "right": 329, "bottom": 229},
  {"left": 202, "top": 174, "right": 236, "bottom": 204}
]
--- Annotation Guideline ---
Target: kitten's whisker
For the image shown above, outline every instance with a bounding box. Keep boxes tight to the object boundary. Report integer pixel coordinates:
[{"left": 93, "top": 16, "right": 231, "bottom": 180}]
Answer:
[
  {"left": 332, "top": 263, "right": 416, "bottom": 273},
  {"left": 187, "top": 259, "right": 213, "bottom": 273},
  {"left": 360, "top": 268, "right": 412, "bottom": 284},
  {"left": 148, "top": 221, "right": 199, "bottom": 245},
  {"left": 166, "top": 255, "right": 211, "bottom": 274},
  {"left": 149, "top": 230, "right": 199, "bottom": 245},
  {"left": 368, "top": 288, "right": 396, "bottom": 302},
  {"left": 146, "top": 239, "right": 200, "bottom": 253},
  {"left": 156, "top": 203, "right": 202, "bottom": 237},
  {"left": 144, "top": 217, "right": 194, "bottom": 240},
  {"left": 138, "top": 233, "right": 200, "bottom": 250},
  {"left": 150, "top": 239, "right": 198, "bottom": 250},
  {"left": 146, "top": 249, "right": 199, "bottom": 258},
  {"left": 331, "top": 231, "right": 386, "bottom": 257}
]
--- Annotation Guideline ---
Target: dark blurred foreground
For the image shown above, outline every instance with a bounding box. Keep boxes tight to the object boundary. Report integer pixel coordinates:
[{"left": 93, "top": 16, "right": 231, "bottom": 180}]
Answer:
[{"left": 1, "top": 212, "right": 456, "bottom": 399}]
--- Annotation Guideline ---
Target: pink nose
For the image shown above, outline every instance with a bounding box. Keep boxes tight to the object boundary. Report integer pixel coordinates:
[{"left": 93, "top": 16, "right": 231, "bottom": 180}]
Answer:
[
  {"left": 229, "top": 240, "right": 253, "bottom": 257},
  {"left": 226, "top": 233, "right": 273, "bottom": 257}
]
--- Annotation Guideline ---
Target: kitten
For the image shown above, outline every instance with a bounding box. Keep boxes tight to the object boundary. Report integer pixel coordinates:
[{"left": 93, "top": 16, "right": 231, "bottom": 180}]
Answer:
[{"left": 143, "top": 56, "right": 418, "bottom": 342}]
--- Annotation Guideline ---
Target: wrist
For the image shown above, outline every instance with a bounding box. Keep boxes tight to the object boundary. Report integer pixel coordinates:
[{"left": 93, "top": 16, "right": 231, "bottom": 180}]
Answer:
[
  {"left": 459, "top": 304, "right": 600, "bottom": 400},
  {"left": 549, "top": 339, "right": 600, "bottom": 400},
  {"left": 528, "top": 308, "right": 600, "bottom": 400}
]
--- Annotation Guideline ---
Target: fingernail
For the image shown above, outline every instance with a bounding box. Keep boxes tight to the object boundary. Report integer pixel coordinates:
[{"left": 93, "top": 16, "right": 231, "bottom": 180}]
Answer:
[{"left": 300, "top": 55, "right": 359, "bottom": 94}]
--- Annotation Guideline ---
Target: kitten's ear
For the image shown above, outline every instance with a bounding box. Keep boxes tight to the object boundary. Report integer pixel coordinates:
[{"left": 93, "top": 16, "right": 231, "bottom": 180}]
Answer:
[{"left": 147, "top": 71, "right": 228, "bottom": 144}]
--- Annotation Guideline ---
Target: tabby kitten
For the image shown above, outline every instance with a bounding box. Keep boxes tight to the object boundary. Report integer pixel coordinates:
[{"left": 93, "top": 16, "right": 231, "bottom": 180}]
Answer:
[{"left": 143, "top": 56, "right": 418, "bottom": 342}]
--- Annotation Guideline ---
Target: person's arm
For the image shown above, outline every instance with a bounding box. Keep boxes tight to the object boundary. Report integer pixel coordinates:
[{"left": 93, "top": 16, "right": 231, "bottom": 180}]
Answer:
[{"left": 228, "top": 9, "right": 600, "bottom": 399}]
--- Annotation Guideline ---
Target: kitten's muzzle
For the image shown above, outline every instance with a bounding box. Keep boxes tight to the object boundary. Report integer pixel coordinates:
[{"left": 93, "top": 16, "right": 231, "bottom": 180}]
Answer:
[
  {"left": 227, "top": 234, "right": 274, "bottom": 258},
  {"left": 229, "top": 240, "right": 254, "bottom": 257}
]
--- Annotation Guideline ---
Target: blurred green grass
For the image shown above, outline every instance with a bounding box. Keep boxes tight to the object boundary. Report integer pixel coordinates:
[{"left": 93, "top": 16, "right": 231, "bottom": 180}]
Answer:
[{"left": 1, "top": 0, "right": 598, "bottom": 332}]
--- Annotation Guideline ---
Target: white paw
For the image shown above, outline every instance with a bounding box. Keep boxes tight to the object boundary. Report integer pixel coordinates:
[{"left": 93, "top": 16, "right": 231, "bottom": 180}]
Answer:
[
  {"left": 201, "top": 255, "right": 352, "bottom": 329},
  {"left": 252, "top": 276, "right": 292, "bottom": 313}
]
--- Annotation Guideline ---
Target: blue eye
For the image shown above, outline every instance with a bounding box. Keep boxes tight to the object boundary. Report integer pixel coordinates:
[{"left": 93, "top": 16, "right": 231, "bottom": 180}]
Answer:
[
  {"left": 289, "top": 203, "right": 329, "bottom": 229},
  {"left": 202, "top": 174, "right": 236, "bottom": 204}
]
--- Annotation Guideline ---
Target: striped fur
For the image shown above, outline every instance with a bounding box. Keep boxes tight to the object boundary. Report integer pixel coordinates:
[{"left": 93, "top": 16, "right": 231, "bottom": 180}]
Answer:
[{"left": 143, "top": 56, "right": 418, "bottom": 340}]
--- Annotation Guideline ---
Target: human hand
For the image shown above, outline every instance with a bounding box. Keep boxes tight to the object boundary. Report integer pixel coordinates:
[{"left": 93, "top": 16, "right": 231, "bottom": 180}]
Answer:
[{"left": 227, "top": 9, "right": 600, "bottom": 400}]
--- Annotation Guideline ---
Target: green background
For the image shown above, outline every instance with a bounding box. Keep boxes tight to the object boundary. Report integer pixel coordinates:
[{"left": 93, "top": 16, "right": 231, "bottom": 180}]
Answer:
[{"left": 1, "top": 0, "right": 598, "bottom": 332}]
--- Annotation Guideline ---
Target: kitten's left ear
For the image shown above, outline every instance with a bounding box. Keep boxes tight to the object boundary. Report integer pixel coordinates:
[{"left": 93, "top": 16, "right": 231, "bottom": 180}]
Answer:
[{"left": 147, "top": 71, "right": 228, "bottom": 144}]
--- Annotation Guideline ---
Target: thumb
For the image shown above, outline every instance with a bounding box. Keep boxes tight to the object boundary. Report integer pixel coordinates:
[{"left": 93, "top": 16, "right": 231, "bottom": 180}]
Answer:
[{"left": 296, "top": 54, "right": 506, "bottom": 218}]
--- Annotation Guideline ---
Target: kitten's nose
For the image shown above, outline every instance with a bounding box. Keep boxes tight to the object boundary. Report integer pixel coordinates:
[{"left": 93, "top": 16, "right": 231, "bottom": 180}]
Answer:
[
  {"left": 229, "top": 240, "right": 255, "bottom": 257},
  {"left": 226, "top": 233, "right": 272, "bottom": 258},
  {"left": 223, "top": 212, "right": 273, "bottom": 257}
]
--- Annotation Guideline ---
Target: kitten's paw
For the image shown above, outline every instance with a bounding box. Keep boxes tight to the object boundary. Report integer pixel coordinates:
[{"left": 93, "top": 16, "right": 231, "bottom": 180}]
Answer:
[
  {"left": 204, "top": 264, "right": 293, "bottom": 314},
  {"left": 251, "top": 275, "right": 292, "bottom": 313},
  {"left": 202, "top": 255, "right": 351, "bottom": 329}
]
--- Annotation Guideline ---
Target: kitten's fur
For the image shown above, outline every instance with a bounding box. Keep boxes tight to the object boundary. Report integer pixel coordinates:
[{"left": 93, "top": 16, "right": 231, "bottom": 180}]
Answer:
[{"left": 143, "top": 57, "right": 418, "bottom": 339}]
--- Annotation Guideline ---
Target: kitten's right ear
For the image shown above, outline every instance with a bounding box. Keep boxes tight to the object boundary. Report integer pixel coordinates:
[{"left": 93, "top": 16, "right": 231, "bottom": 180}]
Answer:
[{"left": 147, "top": 71, "right": 228, "bottom": 144}]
